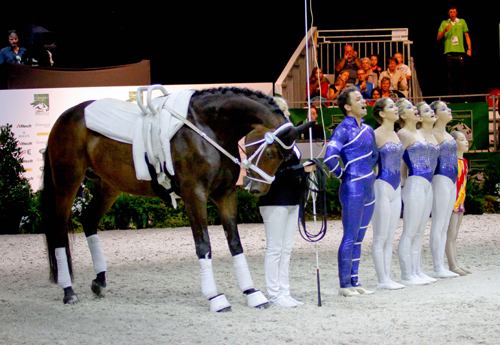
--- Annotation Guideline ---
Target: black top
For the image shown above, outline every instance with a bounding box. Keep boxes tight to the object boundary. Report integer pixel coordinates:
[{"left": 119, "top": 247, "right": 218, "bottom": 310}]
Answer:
[{"left": 257, "top": 153, "right": 304, "bottom": 207}]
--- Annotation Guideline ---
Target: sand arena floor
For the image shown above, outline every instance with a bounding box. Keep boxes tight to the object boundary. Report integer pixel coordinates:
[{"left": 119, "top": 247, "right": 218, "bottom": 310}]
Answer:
[{"left": 1, "top": 214, "right": 500, "bottom": 344}]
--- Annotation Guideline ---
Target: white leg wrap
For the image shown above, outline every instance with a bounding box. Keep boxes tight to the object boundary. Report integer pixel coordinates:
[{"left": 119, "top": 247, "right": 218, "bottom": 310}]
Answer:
[
  {"left": 246, "top": 290, "right": 269, "bottom": 308},
  {"left": 209, "top": 294, "right": 231, "bottom": 312},
  {"left": 87, "top": 235, "right": 107, "bottom": 274},
  {"left": 55, "top": 247, "right": 72, "bottom": 289},
  {"left": 232, "top": 253, "right": 254, "bottom": 292},
  {"left": 199, "top": 258, "right": 218, "bottom": 299}
]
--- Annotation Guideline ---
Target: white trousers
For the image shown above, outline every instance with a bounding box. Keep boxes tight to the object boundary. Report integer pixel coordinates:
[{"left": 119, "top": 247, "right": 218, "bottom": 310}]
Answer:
[
  {"left": 371, "top": 180, "right": 401, "bottom": 285},
  {"left": 260, "top": 205, "right": 299, "bottom": 302},
  {"left": 430, "top": 175, "right": 456, "bottom": 272}
]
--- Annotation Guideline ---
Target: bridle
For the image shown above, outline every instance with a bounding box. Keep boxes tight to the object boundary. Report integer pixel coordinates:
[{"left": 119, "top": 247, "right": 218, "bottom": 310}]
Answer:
[{"left": 243, "top": 122, "right": 295, "bottom": 184}]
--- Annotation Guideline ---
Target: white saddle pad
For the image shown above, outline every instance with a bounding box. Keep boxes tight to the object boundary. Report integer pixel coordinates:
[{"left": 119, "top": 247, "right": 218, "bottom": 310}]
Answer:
[{"left": 84, "top": 89, "right": 195, "bottom": 181}]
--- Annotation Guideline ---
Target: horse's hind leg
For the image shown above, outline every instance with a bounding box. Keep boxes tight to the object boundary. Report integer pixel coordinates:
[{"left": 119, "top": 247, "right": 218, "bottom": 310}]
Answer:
[
  {"left": 212, "top": 189, "right": 269, "bottom": 309},
  {"left": 81, "top": 179, "right": 120, "bottom": 298}
]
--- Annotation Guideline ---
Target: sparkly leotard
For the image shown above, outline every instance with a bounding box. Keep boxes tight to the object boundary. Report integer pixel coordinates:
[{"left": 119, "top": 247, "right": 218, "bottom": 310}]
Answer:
[
  {"left": 453, "top": 158, "right": 468, "bottom": 212},
  {"left": 428, "top": 143, "right": 440, "bottom": 173},
  {"left": 402, "top": 140, "right": 434, "bottom": 183},
  {"left": 376, "top": 141, "right": 404, "bottom": 190},
  {"left": 435, "top": 139, "right": 459, "bottom": 182}
]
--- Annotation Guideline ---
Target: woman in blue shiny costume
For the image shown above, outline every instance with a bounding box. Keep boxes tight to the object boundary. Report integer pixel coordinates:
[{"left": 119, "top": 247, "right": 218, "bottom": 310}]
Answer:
[
  {"left": 371, "top": 98, "right": 405, "bottom": 290},
  {"left": 413, "top": 101, "right": 440, "bottom": 283},
  {"left": 429, "top": 101, "right": 459, "bottom": 278},
  {"left": 372, "top": 97, "right": 405, "bottom": 290},
  {"left": 396, "top": 98, "right": 434, "bottom": 285}
]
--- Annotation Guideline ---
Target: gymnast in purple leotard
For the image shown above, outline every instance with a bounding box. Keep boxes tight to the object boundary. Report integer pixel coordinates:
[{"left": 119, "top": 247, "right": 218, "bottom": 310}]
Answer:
[
  {"left": 396, "top": 98, "right": 435, "bottom": 286},
  {"left": 429, "top": 100, "right": 459, "bottom": 279},
  {"left": 371, "top": 97, "right": 405, "bottom": 290},
  {"left": 412, "top": 101, "right": 440, "bottom": 284}
]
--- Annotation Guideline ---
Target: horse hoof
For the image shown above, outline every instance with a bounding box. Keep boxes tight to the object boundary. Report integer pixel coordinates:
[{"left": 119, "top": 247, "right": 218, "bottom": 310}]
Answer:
[
  {"left": 91, "top": 279, "right": 106, "bottom": 298},
  {"left": 255, "top": 302, "right": 270, "bottom": 309},
  {"left": 209, "top": 294, "right": 231, "bottom": 312},
  {"left": 63, "top": 294, "right": 79, "bottom": 305},
  {"left": 246, "top": 290, "right": 269, "bottom": 309}
]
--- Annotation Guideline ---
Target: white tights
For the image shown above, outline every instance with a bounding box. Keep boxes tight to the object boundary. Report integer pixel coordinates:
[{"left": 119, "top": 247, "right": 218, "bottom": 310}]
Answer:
[
  {"left": 371, "top": 180, "right": 403, "bottom": 289},
  {"left": 398, "top": 176, "right": 433, "bottom": 284},
  {"left": 430, "top": 175, "right": 458, "bottom": 277}
]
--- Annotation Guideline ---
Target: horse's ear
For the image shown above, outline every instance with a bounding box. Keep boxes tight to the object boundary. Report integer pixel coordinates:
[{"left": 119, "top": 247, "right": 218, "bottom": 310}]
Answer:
[
  {"left": 296, "top": 120, "right": 316, "bottom": 134},
  {"left": 277, "top": 121, "right": 316, "bottom": 144}
]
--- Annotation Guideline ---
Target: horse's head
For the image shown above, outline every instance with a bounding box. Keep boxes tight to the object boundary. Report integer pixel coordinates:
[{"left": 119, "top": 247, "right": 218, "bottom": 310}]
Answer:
[{"left": 242, "top": 121, "right": 315, "bottom": 195}]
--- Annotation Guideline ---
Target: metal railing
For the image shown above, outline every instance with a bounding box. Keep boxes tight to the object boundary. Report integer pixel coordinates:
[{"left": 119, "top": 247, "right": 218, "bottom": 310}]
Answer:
[
  {"left": 275, "top": 27, "right": 317, "bottom": 105},
  {"left": 317, "top": 28, "right": 420, "bottom": 99},
  {"left": 275, "top": 28, "right": 422, "bottom": 105}
]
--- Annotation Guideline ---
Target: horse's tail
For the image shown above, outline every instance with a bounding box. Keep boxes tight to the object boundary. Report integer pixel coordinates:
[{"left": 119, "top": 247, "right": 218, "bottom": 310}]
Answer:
[{"left": 41, "top": 147, "right": 73, "bottom": 284}]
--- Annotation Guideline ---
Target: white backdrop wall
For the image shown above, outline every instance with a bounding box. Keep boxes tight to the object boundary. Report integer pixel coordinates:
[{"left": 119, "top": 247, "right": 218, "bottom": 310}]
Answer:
[{"left": 0, "top": 83, "right": 273, "bottom": 190}]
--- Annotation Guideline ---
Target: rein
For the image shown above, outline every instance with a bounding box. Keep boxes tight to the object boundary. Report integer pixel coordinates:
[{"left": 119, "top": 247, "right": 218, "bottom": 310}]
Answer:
[{"left": 164, "top": 105, "right": 294, "bottom": 185}]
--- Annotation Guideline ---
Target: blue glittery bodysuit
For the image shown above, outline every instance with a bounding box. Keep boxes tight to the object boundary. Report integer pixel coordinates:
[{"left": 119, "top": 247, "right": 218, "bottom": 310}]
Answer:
[
  {"left": 435, "top": 139, "right": 458, "bottom": 181},
  {"left": 402, "top": 140, "right": 434, "bottom": 183},
  {"left": 376, "top": 142, "right": 404, "bottom": 190},
  {"left": 324, "top": 116, "right": 378, "bottom": 288}
]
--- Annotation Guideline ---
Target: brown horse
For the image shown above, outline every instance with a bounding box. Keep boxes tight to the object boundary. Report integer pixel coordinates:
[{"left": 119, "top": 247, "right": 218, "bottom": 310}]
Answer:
[{"left": 41, "top": 87, "right": 313, "bottom": 312}]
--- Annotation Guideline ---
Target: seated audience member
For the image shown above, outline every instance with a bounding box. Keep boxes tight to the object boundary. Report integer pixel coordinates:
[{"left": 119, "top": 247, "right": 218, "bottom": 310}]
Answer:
[
  {"left": 394, "top": 52, "right": 411, "bottom": 82},
  {"left": 379, "top": 57, "right": 408, "bottom": 97},
  {"left": 0, "top": 30, "right": 28, "bottom": 65},
  {"left": 335, "top": 44, "right": 362, "bottom": 86},
  {"left": 329, "top": 70, "right": 349, "bottom": 102},
  {"left": 380, "top": 77, "right": 398, "bottom": 101},
  {"left": 355, "top": 69, "right": 374, "bottom": 100},
  {"left": 370, "top": 55, "right": 382, "bottom": 78},
  {"left": 298, "top": 105, "right": 325, "bottom": 140},
  {"left": 307, "top": 67, "right": 330, "bottom": 102},
  {"left": 361, "top": 57, "right": 378, "bottom": 86},
  {"left": 368, "top": 87, "right": 382, "bottom": 106}
]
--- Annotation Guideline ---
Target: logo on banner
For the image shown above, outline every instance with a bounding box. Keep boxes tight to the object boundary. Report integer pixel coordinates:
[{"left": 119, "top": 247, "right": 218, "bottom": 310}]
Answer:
[
  {"left": 127, "top": 91, "right": 138, "bottom": 103},
  {"left": 31, "top": 94, "right": 50, "bottom": 115}
]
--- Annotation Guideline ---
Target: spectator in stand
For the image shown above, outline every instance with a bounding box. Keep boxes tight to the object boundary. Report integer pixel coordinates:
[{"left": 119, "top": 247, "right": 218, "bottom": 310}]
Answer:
[
  {"left": 394, "top": 52, "right": 411, "bottom": 82},
  {"left": 370, "top": 55, "right": 382, "bottom": 79},
  {"left": 329, "top": 70, "right": 349, "bottom": 102},
  {"left": 380, "top": 77, "right": 398, "bottom": 101},
  {"left": 355, "top": 69, "right": 374, "bottom": 100},
  {"left": 307, "top": 67, "right": 330, "bottom": 102},
  {"left": 0, "top": 30, "right": 28, "bottom": 65},
  {"left": 361, "top": 57, "right": 378, "bottom": 86},
  {"left": 368, "top": 87, "right": 382, "bottom": 106},
  {"left": 437, "top": 5, "right": 471, "bottom": 96},
  {"left": 298, "top": 105, "right": 324, "bottom": 140},
  {"left": 379, "top": 57, "right": 408, "bottom": 97},
  {"left": 335, "top": 44, "right": 362, "bottom": 86}
]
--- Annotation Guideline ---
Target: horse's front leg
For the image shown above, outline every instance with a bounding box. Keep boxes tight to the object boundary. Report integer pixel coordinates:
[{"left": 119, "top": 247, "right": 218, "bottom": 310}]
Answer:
[
  {"left": 183, "top": 192, "right": 231, "bottom": 312},
  {"left": 213, "top": 189, "right": 269, "bottom": 309}
]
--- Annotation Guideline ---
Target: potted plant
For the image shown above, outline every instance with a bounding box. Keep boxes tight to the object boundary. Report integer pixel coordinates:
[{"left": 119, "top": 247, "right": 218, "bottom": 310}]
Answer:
[{"left": 0, "top": 124, "right": 32, "bottom": 234}]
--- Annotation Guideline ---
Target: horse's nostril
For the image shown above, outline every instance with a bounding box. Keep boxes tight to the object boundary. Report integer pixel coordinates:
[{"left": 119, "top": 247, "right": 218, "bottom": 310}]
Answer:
[{"left": 250, "top": 189, "right": 259, "bottom": 194}]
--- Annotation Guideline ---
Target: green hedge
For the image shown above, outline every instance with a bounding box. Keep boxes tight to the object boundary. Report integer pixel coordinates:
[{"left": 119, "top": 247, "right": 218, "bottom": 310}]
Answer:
[{"left": 14, "top": 160, "right": 500, "bottom": 234}]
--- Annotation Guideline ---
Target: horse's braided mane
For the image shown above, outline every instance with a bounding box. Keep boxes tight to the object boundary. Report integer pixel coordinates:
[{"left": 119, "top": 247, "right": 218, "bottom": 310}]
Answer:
[{"left": 193, "top": 87, "right": 286, "bottom": 119}]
